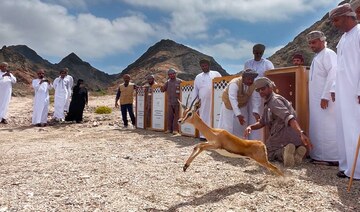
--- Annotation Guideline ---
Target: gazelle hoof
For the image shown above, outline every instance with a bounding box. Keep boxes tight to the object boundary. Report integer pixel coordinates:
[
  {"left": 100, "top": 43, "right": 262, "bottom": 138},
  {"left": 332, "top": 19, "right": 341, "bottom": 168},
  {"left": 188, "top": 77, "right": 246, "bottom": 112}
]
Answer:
[{"left": 183, "top": 164, "right": 189, "bottom": 172}]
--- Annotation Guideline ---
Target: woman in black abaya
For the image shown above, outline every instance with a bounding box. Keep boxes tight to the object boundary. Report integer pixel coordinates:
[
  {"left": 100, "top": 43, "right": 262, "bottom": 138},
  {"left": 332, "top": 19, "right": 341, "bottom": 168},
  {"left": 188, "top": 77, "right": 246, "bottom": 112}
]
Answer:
[{"left": 65, "top": 79, "right": 88, "bottom": 123}]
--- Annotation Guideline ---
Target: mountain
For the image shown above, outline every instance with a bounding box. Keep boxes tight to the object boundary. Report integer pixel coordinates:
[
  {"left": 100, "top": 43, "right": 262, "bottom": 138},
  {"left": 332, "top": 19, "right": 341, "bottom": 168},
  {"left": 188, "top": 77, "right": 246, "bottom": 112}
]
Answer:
[
  {"left": 56, "top": 53, "right": 113, "bottom": 90},
  {"left": 269, "top": 1, "right": 346, "bottom": 67},
  {"left": 113, "top": 39, "right": 229, "bottom": 87},
  {"left": 0, "top": 45, "right": 114, "bottom": 96}
]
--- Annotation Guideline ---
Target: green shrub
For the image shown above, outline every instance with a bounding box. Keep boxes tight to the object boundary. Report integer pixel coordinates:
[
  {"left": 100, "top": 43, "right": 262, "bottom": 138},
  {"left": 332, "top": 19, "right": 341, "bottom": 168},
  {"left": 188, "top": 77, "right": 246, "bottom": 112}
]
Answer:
[
  {"left": 91, "top": 89, "right": 108, "bottom": 96},
  {"left": 95, "top": 106, "right": 112, "bottom": 114}
]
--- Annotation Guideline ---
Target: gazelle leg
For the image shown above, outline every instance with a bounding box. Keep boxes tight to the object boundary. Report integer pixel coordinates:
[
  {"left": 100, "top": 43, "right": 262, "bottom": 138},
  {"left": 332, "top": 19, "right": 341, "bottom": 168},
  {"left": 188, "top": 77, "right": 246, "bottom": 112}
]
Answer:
[
  {"left": 183, "top": 142, "right": 219, "bottom": 172},
  {"left": 250, "top": 149, "right": 284, "bottom": 176},
  {"left": 252, "top": 156, "right": 284, "bottom": 176}
]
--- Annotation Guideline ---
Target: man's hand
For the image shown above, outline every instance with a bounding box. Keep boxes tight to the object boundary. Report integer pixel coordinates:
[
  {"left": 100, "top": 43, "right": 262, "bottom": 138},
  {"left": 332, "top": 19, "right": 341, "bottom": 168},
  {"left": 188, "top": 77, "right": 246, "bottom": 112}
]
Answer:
[
  {"left": 244, "top": 126, "right": 252, "bottom": 138},
  {"left": 252, "top": 112, "right": 260, "bottom": 122},
  {"left": 320, "top": 99, "right": 328, "bottom": 109},
  {"left": 115, "top": 102, "right": 119, "bottom": 108},
  {"left": 237, "top": 115, "right": 245, "bottom": 125},
  {"left": 2, "top": 72, "right": 10, "bottom": 77},
  {"left": 300, "top": 132, "right": 312, "bottom": 150},
  {"left": 331, "top": 92, "right": 335, "bottom": 102}
]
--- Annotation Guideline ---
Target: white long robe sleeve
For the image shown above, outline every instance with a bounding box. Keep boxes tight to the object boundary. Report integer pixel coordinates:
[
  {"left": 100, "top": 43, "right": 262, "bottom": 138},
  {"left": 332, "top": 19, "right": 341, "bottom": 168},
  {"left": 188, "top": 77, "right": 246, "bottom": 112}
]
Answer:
[
  {"left": 336, "top": 24, "right": 360, "bottom": 179},
  {"left": 32, "top": 79, "right": 52, "bottom": 124},
  {"left": 64, "top": 75, "right": 74, "bottom": 111},
  {"left": 218, "top": 82, "right": 260, "bottom": 138},
  {"left": 308, "top": 48, "right": 338, "bottom": 162},
  {"left": 53, "top": 77, "right": 69, "bottom": 119},
  {"left": 0, "top": 72, "right": 16, "bottom": 119}
]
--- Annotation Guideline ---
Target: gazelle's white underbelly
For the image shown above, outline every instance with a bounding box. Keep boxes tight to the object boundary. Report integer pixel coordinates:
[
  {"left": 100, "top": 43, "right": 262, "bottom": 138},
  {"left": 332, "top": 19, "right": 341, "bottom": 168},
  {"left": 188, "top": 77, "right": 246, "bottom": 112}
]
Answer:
[{"left": 213, "top": 149, "right": 249, "bottom": 159}]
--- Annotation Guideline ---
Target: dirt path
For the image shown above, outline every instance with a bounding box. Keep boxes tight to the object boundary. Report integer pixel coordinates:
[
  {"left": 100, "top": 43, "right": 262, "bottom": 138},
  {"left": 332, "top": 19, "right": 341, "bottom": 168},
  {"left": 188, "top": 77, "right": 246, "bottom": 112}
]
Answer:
[{"left": 0, "top": 96, "right": 359, "bottom": 211}]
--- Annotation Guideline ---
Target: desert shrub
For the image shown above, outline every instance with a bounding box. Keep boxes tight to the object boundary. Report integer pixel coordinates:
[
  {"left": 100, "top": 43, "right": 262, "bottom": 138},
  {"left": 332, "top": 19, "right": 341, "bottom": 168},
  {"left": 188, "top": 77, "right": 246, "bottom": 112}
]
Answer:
[
  {"left": 91, "top": 89, "right": 108, "bottom": 96},
  {"left": 95, "top": 106, "right": 112, "bottom": 114}
]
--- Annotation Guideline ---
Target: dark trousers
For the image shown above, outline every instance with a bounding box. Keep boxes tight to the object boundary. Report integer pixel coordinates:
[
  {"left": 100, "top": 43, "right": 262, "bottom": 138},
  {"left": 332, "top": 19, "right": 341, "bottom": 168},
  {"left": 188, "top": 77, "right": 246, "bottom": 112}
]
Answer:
[
  {"left": 121, "top": 104, "right": 136, "bottom": 126},
  {"left": 167, "top": 104, "right": 180, "bottom": 132}
]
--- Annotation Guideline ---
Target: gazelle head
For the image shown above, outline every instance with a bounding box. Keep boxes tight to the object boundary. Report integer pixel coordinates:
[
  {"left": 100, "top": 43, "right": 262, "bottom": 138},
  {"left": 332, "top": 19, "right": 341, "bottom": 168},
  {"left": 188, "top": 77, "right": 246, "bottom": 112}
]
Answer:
[{"left": 178, "top": 96, "right": 201, "bottom": 124}]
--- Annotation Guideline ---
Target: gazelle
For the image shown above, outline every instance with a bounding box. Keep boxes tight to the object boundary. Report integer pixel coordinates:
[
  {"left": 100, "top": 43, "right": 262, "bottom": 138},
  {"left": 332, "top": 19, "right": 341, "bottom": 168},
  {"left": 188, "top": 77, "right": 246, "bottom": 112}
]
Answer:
[{"left": 178, "top": 97, "right": 284, "bottom": 176}]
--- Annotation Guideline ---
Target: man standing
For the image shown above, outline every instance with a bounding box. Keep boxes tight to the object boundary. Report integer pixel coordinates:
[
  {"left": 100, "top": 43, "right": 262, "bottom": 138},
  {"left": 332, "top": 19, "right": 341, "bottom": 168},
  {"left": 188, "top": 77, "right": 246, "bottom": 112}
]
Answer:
[
  {"left": 244, "top": 44, "right": 275, "bottom": 140},
  {"left": 292, "top": 54, "right": 305, "bottom": 66},
  {"left": 245, "top": 77, "right": 312, "bottom": 167},
  {"left": 0, "top": 62, "right": 16, "bottom": 124},
  {"left": 63, "top": 68, "right": 74, "bottom": 113},
  {"left": 53, "top": 69, "right": 71, "bottom": 122},
  {"left": 115, "top": 74, "right": 136, "bottom": 128},
  {"left": 306, "top": 31, "right": 338, "bottom": 165},
  {"left": 329, "top": 3, "right": 360, "bottom": 179},
  {"left": 192, "top": 58, "right": 222, "bottom": 140},
  {"left": 32, "top": 69, "right": 52, "bottom": 127},
  {"left": 218, "top": 69, "right": 259, "bottom": 138},
  {"left": 161, "top": 68, "right": 182, "bottom": 135},
  {"left": 144, "top": 74, "right": 157, "bottom": 128}
]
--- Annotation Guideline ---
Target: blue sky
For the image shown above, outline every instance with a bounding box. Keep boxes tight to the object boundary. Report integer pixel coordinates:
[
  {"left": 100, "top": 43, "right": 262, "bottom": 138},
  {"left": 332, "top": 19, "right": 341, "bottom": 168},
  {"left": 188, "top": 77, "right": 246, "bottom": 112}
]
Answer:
[{"left": 0, "top": 0, "right": 339, "bottom": 75}]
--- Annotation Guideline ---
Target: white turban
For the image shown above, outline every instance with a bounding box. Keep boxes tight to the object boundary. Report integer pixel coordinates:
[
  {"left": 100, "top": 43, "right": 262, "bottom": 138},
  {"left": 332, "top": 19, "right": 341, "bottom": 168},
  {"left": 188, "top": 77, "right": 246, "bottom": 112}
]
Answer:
[
  {"left": 329, "top": 3, "right": 356, "bottom": 20},
  {"left": 350, "top": 0, "right": 360, "bottom": 11},
  {"left": 254, "top": 77, "right": 276, "bottom": 89},
  {"left": 306, "top": 31, "right": 326, "bottom": 42}
]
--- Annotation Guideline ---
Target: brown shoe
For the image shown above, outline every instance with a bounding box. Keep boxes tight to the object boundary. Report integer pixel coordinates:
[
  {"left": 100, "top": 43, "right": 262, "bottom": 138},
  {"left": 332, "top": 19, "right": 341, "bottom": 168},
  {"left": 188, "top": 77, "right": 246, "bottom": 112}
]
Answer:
[
  {"left": 294, "top": 146, "right": 307, "bottom": 165},
  {"left": 283, "top": 144, "right": 295, "bottom": 167}
]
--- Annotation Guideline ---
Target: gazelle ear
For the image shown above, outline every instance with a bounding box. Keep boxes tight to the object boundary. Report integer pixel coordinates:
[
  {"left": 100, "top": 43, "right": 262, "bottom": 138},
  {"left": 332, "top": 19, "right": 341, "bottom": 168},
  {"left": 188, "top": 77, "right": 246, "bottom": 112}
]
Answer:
[{"left": 178, "top": 99, "right": 186, "bottom": 110}]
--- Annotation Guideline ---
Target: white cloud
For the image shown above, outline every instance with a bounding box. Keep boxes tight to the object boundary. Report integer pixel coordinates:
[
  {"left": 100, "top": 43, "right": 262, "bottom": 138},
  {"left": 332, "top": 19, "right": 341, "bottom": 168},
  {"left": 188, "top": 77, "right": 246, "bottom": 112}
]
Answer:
[
  {"left": 193, "top": 41, "right": 284, "bottom": 74},
  {"left": 0, "top": 0, "right": 155, "bottom": 60},
  {"left": 194, "top": 40, "right": 256, "bottom": 60},
  {"left": 119, "top": 0, "right": 336, "bottom": 36}
]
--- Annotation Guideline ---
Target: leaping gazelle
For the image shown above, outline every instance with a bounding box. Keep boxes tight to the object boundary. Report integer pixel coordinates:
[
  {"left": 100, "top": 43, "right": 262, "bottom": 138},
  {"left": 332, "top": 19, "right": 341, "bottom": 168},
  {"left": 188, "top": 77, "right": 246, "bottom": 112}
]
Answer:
[{"left": 178, "top": 96, "right": 284, "bottom": 176}]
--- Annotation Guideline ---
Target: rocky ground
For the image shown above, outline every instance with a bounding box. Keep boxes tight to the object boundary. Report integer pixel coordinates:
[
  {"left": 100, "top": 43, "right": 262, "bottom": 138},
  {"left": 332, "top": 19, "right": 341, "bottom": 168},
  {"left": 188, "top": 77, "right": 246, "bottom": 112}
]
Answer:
[{"left": 0, "top": 95, "right": 359, "bottom": 211}]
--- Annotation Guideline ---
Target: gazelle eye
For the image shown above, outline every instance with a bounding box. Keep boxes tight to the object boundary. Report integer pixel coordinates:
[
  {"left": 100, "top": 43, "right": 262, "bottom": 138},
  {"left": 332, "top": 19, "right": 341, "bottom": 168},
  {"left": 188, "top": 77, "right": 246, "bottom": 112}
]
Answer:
[{"left": 187, "top": 112, "right": 192, "bottom": 117}]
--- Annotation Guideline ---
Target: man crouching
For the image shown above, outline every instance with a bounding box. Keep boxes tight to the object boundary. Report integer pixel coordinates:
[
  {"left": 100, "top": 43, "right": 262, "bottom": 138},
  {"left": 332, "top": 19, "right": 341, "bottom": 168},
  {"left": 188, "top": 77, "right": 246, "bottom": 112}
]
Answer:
[{"left": 244, "top": 77, "right": 312, "bottom": 167}]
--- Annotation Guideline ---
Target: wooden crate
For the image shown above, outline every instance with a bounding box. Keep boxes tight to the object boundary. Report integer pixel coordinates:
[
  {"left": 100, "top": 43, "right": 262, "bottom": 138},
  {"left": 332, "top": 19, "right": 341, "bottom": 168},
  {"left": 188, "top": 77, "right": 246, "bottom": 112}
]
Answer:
[{"left": 265, "top": 66, "right": 309, "bottom": 134}]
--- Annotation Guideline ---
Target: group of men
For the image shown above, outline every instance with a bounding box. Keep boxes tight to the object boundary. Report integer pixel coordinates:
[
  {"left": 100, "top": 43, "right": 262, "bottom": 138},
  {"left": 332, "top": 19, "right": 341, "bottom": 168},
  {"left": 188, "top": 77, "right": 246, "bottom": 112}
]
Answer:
[
  {"left": 115, "top": 2, "right": 360, "bottom": 179},
  {"left": 219, "top": 2, "right": 360, "bottom": 179},
  {"left": 1, "top": 2, "right": 359, "bottom": 179},
  {"left": 0, "top": 65, "right": 75, "bottom": 127}
]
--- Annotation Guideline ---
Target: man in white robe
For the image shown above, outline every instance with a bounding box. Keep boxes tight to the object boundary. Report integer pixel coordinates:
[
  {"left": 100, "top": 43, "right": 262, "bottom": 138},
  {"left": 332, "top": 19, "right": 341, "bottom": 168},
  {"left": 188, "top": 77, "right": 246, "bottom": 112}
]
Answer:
[
  {"left": 218, "top": 69, "right": 260, "bottom": 138},
  {"left": 53, "top": 69, "right": 70, "bottom": 121},
  {"left": 32, "top": 69, "right": 52, "bottom": 127},
  {"left": 244, "top": 44, "right": 274, "bottom": 140},
  {"left": 0, "top": 62, "right": 16, "bottom": 124},
  {"left": 330, "top": 3, "right": 360, "bottom": 179},
  {"left": 63, "top": 68, "right": 74, "bottom": 112},
  {"left": 306, "top": 31, "right": 338, "bottom": 164},
  {"left": 191, "top": 58, "right": 222, "bottom": 140}
]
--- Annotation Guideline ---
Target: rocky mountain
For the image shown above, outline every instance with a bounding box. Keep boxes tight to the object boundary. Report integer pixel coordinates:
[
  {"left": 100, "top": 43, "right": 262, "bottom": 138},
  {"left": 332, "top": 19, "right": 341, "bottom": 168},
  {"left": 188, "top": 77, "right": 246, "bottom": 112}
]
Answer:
[
  {"left": 269, "top": 1, "right": 346, "bottom": 67},
  {"left": 56, "top": 53, "right": 113, "bottom": 90},
  {"left": 113, "top": 39, "right": 229, "bottom": 87},
  {"left": 2, "top": 40, "right": 229, "bottom": 95},
  {"left": 0, "top": 45, "right": 114, "bottom": 96}
]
